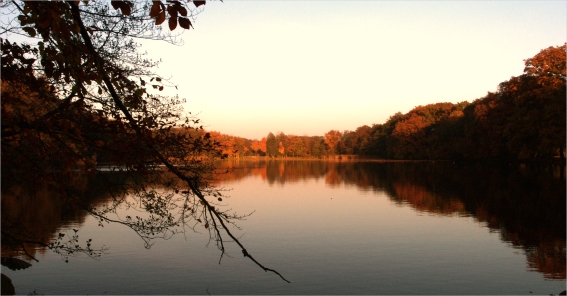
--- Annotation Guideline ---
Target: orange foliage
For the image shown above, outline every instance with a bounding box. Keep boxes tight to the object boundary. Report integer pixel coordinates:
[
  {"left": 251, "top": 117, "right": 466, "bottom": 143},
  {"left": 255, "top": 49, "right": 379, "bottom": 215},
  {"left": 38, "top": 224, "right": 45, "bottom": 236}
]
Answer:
[
  {"left": 324, "top": 130, "right": 342, "bottom": 154},
  {"left": 251, "top": 138, "right": 267, "bottom": 153}
]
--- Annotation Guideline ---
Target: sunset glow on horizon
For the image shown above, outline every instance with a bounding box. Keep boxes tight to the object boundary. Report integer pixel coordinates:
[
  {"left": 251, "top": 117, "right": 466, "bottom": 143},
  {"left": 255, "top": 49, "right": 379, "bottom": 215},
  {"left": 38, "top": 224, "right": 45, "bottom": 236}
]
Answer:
[{"left": 140, "top": 1, "right": 566, "bottom": 140}]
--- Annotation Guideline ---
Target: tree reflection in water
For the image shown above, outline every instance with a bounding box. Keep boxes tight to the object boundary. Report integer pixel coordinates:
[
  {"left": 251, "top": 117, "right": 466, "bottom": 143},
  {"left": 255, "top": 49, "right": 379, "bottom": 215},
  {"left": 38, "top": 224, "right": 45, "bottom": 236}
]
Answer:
[
  {"left": 1, "top": 160, "right": 564, "bottom": 283},
  {"left": 1, "top": 168, "right": 257, "bottom": 293},
  {"left": 1, "top": 172, "right": 129, "bottom": 264},
  {"left": 216, "top": 159, "right": 566, "bottom": 280}
]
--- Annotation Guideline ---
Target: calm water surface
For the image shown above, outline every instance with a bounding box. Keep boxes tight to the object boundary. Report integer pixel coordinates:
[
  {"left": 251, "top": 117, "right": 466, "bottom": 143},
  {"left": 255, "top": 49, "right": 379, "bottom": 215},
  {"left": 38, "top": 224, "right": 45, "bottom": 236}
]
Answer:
[{"left": 2, "top": 160, "right": 565, "bottom": 294}]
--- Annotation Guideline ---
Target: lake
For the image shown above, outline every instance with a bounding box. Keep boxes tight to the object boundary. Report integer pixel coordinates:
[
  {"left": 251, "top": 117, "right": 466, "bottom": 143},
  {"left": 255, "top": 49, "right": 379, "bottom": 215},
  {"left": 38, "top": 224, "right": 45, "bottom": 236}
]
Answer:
[{"left": 2, "top": 160, "right": 565, "bottom": 295}]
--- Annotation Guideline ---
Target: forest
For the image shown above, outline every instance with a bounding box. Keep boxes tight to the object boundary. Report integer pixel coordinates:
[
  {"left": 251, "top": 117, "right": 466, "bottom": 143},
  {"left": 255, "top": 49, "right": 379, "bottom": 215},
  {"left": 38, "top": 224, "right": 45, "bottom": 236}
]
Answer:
[
  {"left": 1, "top": 2, "right": 564, "bottom": 294},
  {"left": 201, "top": 44, "right": 566, "bottom": 161},
  {"left": 4, "top": 43, "right": 563, "bottom": 166}
]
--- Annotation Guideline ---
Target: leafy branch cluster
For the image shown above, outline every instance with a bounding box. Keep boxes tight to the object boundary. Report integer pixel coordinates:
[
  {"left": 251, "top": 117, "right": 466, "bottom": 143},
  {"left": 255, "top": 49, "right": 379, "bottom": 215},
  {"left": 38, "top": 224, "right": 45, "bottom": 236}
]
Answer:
[
  {"left": 1, "top": 0, "right": 288, "bottom": 284},
  {"left": 49, "top": 229, "right": 107, "bottom": 263}
]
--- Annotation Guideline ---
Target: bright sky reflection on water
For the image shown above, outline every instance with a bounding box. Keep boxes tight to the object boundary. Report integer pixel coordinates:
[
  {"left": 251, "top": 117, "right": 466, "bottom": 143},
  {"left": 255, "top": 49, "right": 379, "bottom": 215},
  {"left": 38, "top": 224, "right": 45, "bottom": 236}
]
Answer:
[{"left": 3, "top": 161, "right": 565, "bottom": 295}]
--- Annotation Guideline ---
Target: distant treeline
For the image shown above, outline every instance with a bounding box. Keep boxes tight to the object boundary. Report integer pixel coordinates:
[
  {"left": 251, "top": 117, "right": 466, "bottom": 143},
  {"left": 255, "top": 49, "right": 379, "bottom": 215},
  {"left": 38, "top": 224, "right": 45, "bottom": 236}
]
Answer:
[{"left": 202, "top": 44, "right": 566, "bottom": 161}]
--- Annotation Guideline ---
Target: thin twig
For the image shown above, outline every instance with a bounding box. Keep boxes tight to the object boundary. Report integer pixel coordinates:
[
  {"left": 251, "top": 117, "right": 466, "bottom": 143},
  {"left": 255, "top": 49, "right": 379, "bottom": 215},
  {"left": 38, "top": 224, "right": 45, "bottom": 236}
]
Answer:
[{"left": 68, "top": 1, "right": 289, "bottom": 283}]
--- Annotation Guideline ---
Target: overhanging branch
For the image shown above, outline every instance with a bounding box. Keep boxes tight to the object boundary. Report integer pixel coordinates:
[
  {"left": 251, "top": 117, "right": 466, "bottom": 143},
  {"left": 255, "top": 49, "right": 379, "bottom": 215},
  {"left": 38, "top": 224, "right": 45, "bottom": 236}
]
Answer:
[{"left": 68, "top": 1, "right": 289, "bottom": 283}]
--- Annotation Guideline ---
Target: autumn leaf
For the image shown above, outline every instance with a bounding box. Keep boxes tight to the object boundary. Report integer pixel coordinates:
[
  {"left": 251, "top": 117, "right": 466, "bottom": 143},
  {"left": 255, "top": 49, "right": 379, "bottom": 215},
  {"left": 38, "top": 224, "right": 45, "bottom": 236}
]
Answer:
[
  {"left": 179, "top": 17, "right": 191, "bottom": 30},
  {"left": 178, "top": 6, "right": 188, "bottom": 17},
  {"left": 155, "top": 11, "right": 166, "bottom": 25},
  {"left": 110, "top": 1, "right": 121, "bottom": 10},
  {"left": 149, "top": 1, "right": 161, "bottom": 18},
  {"left": 111, "top": 1, "right": 132, "bottom": 16},
  {"left": 168, "top": 15, "right": 178, "bottom": 31},
  {"left": 167, "top": 4, "right": 178, "bottom": 18},
  {"left": 121, "top": 3, "right": 132, "bottom": 16},
  {"left": 22, "top": 27, "right": 36, "bottom": 37},
  {"left": 194, "top": 1, "right": 206, "bottom": 7}
]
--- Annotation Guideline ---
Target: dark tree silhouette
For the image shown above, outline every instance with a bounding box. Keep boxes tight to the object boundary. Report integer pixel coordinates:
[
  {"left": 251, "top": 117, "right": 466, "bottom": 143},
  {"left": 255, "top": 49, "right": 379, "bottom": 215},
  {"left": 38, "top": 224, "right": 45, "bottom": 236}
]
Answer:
[{"left": 1, "top": 0, "right": 289, "bottom": 286}]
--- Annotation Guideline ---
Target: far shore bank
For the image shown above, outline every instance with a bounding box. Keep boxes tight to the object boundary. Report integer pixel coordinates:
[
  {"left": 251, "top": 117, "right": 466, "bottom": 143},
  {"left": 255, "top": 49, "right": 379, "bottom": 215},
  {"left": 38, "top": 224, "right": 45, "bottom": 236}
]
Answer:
[{"left": 220, "top": 155, "right": 567, "bottom": 165}]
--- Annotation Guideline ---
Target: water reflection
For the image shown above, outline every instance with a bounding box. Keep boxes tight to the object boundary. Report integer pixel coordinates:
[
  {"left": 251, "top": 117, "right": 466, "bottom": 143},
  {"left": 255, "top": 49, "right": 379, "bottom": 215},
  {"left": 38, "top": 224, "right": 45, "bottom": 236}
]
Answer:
[
  {"left": 216, "top": 159, "right": 566, "bottom": 280},
  {"left": 1, "top": 172, "right": 130, "bottom": 262},
  {"left": 2, "top": 160, "right": 565, "bottom": 282}
]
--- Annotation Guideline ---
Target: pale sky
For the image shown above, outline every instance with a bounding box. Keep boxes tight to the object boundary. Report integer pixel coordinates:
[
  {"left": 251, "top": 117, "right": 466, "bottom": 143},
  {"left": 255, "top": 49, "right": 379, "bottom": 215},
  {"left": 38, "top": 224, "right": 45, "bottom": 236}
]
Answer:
[{"left": 47, "top": 2, "right": 567, "bottom": 140}]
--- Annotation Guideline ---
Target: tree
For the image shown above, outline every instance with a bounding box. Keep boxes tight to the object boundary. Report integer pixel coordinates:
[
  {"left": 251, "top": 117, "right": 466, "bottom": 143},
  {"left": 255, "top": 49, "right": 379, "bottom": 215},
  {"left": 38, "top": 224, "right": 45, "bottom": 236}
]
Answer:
[
  {"left": 276, "top": 132, "right": 287, "bottom": 157},
  {"left": 360, "top": 112, "right": 404, "bottom": 158},
  {"left": 523, "top": 43, "right": 566, "bottom": 86},
  {"left": 294, "top": 137, "right": 307, "bottom": 157},
  {"left": 352, "top": 125, "right": 372, "bottom": 154},
  {"left": 1, "top": 0, "right": 288, "bottom": 284},
  {"left": 461, "top": 92, "right": 508, "bottom": 159},
  {"left": 266, "top": 132, "right": 278, "bottom": 157},
  {"left": 520, "top": 44, "right": 566, "bottom": 158},
  {"left": 389, "top": 103, "right": 457, "bottom": 159},
  {"left": 285, "top": 135, "right": 297, "bottom": 157},
  {"left": 250, "top": 137, "right": 267, "bottom": 156},
  {"left": 497, "top": 45, "right": 566, "bottom": 159},
  {"left": 324, "top": 130, "right": 342, "bottom": 155},
  {"left": 461, "top": 44, "right": 566, "bottom": 160},
  {"left": 278, "top": 141, "right": 285, "bottom": 156},
  {"left": 310, "top": 136, "right": 326, "bottom": 158}
]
